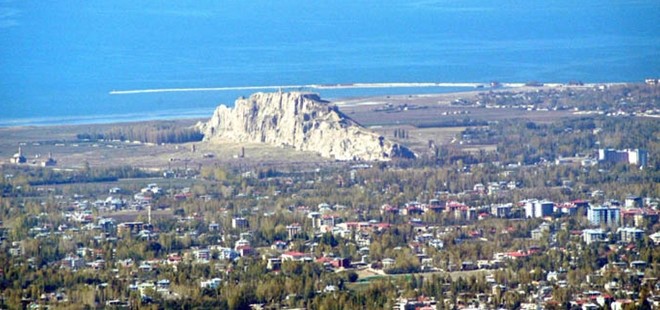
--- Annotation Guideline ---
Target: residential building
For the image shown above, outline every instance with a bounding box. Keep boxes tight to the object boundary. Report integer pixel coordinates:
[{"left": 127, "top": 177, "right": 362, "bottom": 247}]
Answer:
[
  {"left": 583, "top": 229, "right": 607, "bottom": 244},
  {"left": 617, "top": 227, "right": 644, "bottom": 243},
  {"left": 231, "top": 217, "right": 248, "bottom": 229},
  {"left": 588, "top": 205, "right": 620, "bottom": 227},
  {"left": 491, "top": 203, "right": 512, "bottom": 218},
  {"left": 61, "top": 255, "right": 86, "bottom": 270},
  {"left": 454, "top": 206, "right": 478, "bottom": 221},
  {"left": 270, "top": 240, "right": 287, "bottom": 250},
  {"left": 307, "top": 212, "right": 321, "bottom": 228},
  {"left": 532, "top": 223, "right": 551, "bottom": 240},
  {"left": 266, "top": 258, "right": 282, "bottom": 270},
  {"left": 382, "top": 258, "right": 395, "bottom": 268},
  {"left": 598, "top": 148, "right": 648, "bottom": 166},
  {"left": 281, "top": 251, "right": 311, "bottom": 262},
  {"left": 286, "top": 223, "right": 301, "bottom": 240},
  {"left": 429, "top": 239, "right": 444, "bottom": 249},
  {"left": 193, "top": 249, "right": 210, "bottom": 262},
  {"left": 556, "top": 200, "right": 588, "bottom": 216},
  {"left": 524, "top": 200, "right": 554, "bottom": 218},
  {"left": 650, "top": 231, "right": 660, "bottom": 245},
  {"left": 624, "top": 196, "right": 643, "bottom": 209},
  {"left": 216, "top": 247, "right": 239, "bottom": 261},
  {"left": 117, "top": 222, "right": 145, "bottom": 234},
  {"left": 320, "top": 215, "right": 336, "bottom": 228},
  {"left": 234, "top": 239, "right": 250, "bottom": 250},
  {"left": 200, "top": 278, "right": 221, "bottom": 289}
]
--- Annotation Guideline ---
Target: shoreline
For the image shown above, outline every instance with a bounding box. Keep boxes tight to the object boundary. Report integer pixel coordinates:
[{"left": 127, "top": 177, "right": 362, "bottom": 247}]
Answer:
[
  {"left": 109, "top": 82, "right": 488, "bottom": 95},
  {"left": 108, "top": 81, "right": 628, "bottom": 95},
  {"left": 0, "top": 82, "right": 633, "bottom": 128}
]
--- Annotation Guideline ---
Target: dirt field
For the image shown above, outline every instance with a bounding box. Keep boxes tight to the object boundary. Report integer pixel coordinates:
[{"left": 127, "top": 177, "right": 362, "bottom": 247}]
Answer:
[{"left": 0, "top": 119, "right": 330, "bottom": 170}]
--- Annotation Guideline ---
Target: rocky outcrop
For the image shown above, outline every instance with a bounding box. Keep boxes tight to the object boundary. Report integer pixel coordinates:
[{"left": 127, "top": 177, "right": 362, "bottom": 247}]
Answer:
[{"left": 198, "top": 92, "right": 415, "bottom": 161}]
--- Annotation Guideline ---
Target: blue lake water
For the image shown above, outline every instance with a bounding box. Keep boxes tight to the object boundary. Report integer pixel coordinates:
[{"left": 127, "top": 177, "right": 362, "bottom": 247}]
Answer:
[{"left": 0, "top": 0, "right": 658, "bottom": 126}]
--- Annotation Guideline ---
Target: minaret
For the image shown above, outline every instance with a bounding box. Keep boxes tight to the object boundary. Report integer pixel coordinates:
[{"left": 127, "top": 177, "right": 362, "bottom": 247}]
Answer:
[
  {"left": 147, "top": 204, "right": 152, "bottom": 225},
  {"left": 12, "top": 146, "right": 27, "bottom": 164},
  {"left": 42, "top": 151, "right": 57, "bottom": 167}
]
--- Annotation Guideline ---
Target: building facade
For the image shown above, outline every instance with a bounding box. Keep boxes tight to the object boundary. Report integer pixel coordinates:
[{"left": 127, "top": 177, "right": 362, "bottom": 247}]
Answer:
[
  {"left": 524, "top": 200, "right": 554, "bottom": 218},
  {"left": 587, "top": 205, "right": 620, "bottom": 227},
  {"left": 583, "top": 229, "right": 607, "bottom": 244},
  {"left": 598, "top": 148, "right": 648, "bottom": 166}
]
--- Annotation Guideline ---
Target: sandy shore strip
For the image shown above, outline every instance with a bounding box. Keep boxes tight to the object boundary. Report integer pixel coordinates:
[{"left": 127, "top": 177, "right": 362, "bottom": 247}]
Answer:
[
  {"left": 110, "top": 82, "right": 489, "bottom": 95},
  {"left": 109, "top": 81, "right": 627, "bottom": 95}
]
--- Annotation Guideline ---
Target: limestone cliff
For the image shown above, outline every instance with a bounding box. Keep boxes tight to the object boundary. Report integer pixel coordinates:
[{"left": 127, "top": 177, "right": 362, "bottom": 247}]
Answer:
[{"left": 198, "top": 92, "right": 415, "bottom": 161}]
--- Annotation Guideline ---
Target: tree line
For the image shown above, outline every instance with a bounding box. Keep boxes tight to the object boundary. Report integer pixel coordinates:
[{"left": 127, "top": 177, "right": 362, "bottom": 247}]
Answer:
[{"left": 77, "top": 122, "right": 203, "bottom": 144}]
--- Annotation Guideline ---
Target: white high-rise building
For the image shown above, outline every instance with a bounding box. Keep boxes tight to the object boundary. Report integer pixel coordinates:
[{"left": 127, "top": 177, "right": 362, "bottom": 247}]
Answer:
[
  {"left": 598, "top": 148, "right": 648, "bottom": 166},
  {"left": 523, "top": 199, "right": 554, "bottom": 218}
]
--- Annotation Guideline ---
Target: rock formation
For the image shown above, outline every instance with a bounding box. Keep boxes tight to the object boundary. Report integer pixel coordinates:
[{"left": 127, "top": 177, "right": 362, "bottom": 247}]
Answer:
[{"left": 198, "top": 91, "right": 415, "bottom": 161}]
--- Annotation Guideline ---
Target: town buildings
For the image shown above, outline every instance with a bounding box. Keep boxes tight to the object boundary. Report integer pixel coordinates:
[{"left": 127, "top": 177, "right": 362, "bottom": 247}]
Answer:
[{"left": 598, "top": 148, "right": 648, "bottom": 166}]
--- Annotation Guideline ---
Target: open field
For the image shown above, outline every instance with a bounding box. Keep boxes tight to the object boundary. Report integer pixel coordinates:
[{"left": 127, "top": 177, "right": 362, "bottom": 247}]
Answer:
[
  {"left": 339, "top": 90, "right": 576, "bottom": 127},
  {"left": 0, "top": 119, "right": 329, "bottom": 170}
]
